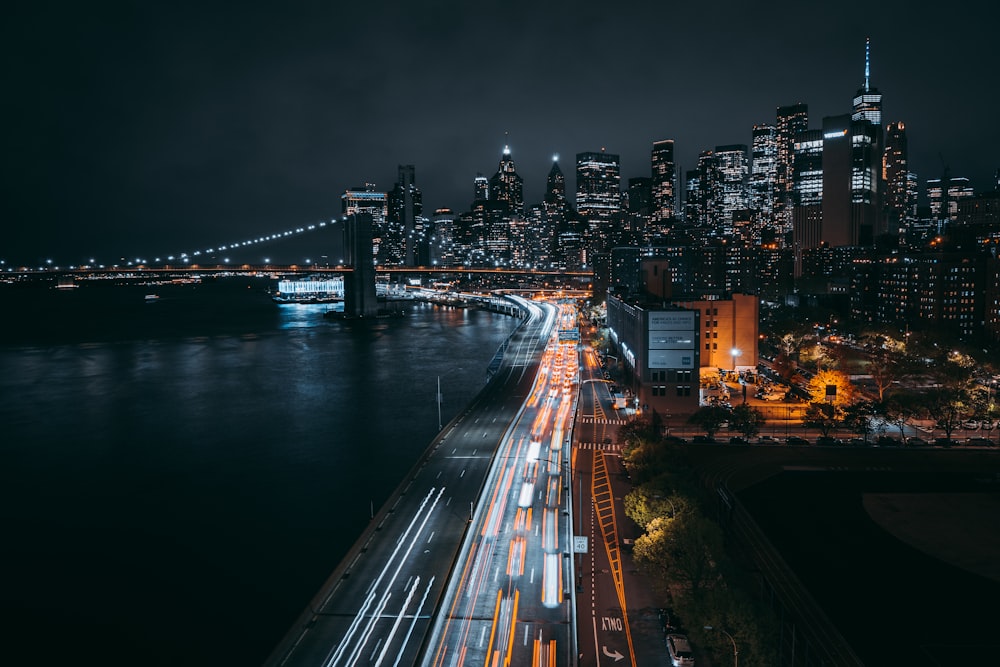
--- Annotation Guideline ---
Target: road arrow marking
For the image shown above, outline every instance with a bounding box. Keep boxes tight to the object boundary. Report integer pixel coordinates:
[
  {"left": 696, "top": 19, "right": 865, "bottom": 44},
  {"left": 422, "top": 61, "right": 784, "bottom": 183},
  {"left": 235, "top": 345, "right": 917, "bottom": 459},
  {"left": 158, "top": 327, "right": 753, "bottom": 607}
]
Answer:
[{"left": 602, "top": 645, "right": 624, "bottom": 662}]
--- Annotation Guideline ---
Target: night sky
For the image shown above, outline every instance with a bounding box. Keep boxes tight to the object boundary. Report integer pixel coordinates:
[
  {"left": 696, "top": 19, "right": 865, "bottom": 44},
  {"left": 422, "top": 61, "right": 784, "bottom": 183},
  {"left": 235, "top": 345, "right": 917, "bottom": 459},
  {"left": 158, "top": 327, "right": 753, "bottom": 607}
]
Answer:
[{"left": 3, "top": 1, "right": 997, "bottom": 265}]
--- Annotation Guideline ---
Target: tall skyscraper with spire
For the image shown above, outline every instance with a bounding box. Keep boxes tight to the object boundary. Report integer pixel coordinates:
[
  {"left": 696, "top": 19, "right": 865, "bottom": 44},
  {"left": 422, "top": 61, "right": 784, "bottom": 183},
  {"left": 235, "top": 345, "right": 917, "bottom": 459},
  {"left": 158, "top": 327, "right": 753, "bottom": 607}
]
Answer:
[
  {"left": 488, "top": 145, "right": 524, "bottom": 214},
  {"left": 791, "top": 41, "right": 887, "bottom": 274},
  {"left": 852, "top": 38, "right": 882, "bottom": 131},
  {"left": 545, "top": 156, "right": 567, "bottom": 208}
]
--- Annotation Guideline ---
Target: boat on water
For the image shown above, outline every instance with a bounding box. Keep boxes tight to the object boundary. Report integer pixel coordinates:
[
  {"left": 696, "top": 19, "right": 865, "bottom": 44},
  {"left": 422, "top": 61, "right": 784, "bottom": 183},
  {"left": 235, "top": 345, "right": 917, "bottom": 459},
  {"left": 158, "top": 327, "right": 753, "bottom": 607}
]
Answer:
[
  {"left": 144, "top": 294, "right": 160, "bottom": 302},
  {"left": 55, "top": 278, "right": 79, "bottom": 289}
]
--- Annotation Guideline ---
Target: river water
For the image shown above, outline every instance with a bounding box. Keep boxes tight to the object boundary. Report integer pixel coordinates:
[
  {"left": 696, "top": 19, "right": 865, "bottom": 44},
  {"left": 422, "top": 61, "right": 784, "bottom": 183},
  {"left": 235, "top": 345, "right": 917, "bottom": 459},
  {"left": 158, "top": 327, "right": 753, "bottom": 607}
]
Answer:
[{"left": 0, "top": 277, "right": 515, "bottom": 666}]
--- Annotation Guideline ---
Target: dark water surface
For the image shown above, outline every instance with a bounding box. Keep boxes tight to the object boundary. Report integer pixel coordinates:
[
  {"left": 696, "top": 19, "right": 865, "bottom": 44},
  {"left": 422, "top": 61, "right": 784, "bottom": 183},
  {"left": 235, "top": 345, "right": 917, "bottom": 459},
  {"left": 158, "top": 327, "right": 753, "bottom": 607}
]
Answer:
[{"left": 0, "top": 277, "right": 514, "bottom": 665}]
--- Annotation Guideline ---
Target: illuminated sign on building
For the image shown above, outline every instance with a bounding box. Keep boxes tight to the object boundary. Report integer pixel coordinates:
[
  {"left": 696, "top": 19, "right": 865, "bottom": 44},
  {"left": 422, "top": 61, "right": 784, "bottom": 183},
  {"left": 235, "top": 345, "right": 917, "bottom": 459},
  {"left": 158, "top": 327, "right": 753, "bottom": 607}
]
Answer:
[
  {"left": 648, "top": 332, "right": 694, "bottom": 348},
  {"left": 649, "top": 349, "right": 695, "bottom": 369},
  {"left": 648, "top": 311, "right": 695, "bottom": 330}
]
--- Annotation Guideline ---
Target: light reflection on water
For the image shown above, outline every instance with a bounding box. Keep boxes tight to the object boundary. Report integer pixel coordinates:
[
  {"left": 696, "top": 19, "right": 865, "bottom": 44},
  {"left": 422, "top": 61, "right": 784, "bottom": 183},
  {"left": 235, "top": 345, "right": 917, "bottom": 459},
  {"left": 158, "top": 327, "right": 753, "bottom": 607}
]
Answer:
[
  {"left": 0, "top": 280, "right": 514, "bottom": 666},
  {"left": 275, "top": 301, "right": 343, "bottom": 328}
]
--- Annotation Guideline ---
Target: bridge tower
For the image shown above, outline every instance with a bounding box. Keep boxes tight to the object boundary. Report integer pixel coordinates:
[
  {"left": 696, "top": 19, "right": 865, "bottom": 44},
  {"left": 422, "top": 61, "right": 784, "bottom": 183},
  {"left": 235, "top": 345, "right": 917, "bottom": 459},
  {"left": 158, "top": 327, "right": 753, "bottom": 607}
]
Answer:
[{"left": 343, "top": 213, "right": 378, "bottom": 317}]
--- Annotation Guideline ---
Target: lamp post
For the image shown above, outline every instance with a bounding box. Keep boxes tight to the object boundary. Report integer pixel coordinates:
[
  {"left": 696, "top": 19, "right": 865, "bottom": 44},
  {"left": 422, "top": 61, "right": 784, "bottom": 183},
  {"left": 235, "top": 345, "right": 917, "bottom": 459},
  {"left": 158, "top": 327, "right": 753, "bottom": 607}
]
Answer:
[
  {"left": 730, "top": 347, "right": 741, "bottom": 372},
  {"left": 703, "top": 626, "right": 738, "bottom": 667}
]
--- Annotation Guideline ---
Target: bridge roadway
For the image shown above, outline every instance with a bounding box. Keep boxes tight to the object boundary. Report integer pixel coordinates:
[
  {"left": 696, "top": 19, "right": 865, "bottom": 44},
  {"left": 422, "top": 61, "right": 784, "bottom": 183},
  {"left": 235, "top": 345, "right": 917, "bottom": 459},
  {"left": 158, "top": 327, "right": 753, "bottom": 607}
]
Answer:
[{"left": 266, "top": 296, "right": 574, "bottom": 667}]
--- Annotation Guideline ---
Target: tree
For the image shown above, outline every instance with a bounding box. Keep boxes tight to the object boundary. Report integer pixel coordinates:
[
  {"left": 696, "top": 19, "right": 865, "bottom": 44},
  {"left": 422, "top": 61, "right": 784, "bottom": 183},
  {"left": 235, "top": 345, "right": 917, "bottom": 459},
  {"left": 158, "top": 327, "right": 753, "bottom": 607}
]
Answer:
[
  {"left": 623, "top": 484, "right": 690, "bottom": 530},
  {"left": 806, "top": 368, "right": 856, "bottom": 406},
  {"left": 921, "top": 386, "right": 970, "bottom": 443},
  {"left": 862, "top": 339, "right": 907, "bottom": 401},
  {"left": 633, "top": 510, "right": 724, "bottom": 599},
  {"left": 843, "top": 400, "right": 882, "bottom": 443},
  {"left": 729, "top": 403, "right": 763, "bottom": 440},
  {"left": 686, "top": 406, "right": 731, "bottom": 439},
  {"left": 617, "top": 417, "right": 655, "bottom": 449},
  {"left": 803, "top": 402, "right": 840, "bottom": 437},
  {"left": 881, "top": 393, "right": 922, "bottom": 443}
]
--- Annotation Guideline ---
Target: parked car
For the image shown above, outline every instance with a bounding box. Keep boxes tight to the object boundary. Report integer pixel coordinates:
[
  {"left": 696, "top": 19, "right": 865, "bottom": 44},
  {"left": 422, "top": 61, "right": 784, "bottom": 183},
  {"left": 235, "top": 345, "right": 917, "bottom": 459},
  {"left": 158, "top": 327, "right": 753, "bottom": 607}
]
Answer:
[
  {"left": 877, "top": 435, "right": 901, "bottom": 447},
  {"left": 729, "top": 436, "right": 749, "bottom": 445},
  {"left": 846, "top": 437, "right": 868, "bottom": 446},
  {"left": 786, "top": 436, "right": 810, "bottom": 446},
  {"left": 963, "top": 420, "right": 980, "bottom": 430},
  {"left": 692, "top": 435, "right": 716, "bottom": 444},
  {"left": 816, "top": 436, "right": 841, "bottom": 446},
  {"left": 666, "top": 633, "right": 696, "bottom": 667},
  {"left": 906, "top": 437, "right": 928, "bottom": 447},
  {"left": 934, "top": 437, "right": 954, "bottom": 447},
  {"left": 966, "top": 437, "right": 992, "bottom": 447}
]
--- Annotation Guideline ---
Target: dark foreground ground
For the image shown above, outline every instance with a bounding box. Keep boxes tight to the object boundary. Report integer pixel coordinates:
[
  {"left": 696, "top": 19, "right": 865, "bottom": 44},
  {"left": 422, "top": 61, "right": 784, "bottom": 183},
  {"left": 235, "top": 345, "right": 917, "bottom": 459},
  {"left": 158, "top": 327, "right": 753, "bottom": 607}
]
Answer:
[{"left": 689, "top": 446, "right": 1000, "bottom": 666}]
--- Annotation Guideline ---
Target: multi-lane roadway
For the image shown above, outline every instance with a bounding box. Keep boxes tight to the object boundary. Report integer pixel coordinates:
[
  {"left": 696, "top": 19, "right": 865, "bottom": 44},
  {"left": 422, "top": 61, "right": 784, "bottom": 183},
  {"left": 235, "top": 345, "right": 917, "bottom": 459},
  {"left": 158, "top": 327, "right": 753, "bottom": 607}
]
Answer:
[
  {"left": 266, "top": 296, "right": 581, "bottom": 667},
  {"left": 423, "top": 302, "right": 580, "bottom": 666}
]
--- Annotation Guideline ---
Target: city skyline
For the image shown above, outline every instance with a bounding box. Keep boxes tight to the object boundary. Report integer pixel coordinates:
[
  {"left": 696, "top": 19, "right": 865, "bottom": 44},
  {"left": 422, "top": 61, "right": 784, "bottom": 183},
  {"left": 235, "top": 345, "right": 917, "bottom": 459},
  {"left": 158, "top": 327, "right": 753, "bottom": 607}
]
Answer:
[{"left": 3, "top": 1, "right": 998, "bottom": 263}]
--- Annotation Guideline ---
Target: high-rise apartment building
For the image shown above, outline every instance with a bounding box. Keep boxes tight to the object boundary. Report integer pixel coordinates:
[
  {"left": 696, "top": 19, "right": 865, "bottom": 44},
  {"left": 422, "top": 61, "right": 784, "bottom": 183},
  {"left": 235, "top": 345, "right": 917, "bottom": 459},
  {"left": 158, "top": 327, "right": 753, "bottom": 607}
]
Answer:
[
  {"left": 576, "top": 150, "right": 621, "bottom": 261},
  {"left": 651, "top": 139, "right": 675, "bottom": 227}
]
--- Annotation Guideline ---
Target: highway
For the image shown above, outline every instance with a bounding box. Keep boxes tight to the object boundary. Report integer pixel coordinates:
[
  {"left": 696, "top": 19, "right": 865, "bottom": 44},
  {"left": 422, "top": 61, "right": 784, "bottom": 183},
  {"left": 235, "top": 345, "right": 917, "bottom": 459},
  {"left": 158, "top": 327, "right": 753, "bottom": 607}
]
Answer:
[
  {"left": 265, "top": 296, "right": 574, "bottom": 667},
  {"left": 422, "top": 302, "right": 580, "bottom": 667}
]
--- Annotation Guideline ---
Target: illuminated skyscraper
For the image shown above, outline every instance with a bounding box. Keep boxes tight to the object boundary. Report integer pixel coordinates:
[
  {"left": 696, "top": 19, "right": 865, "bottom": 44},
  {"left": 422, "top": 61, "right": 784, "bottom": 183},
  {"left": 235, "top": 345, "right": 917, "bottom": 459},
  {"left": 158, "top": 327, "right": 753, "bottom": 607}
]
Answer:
[
  {"left": 546, "top": 157, "right": 566, "bottom": 206},
  {"left": 429, "top": 208, "right": 457, "bottom": 268},
  {"left": 342, "top": 183, "right": 387, "bottom": 265},
  {"left": 927, "top": 175, "right": 974, "bottom": 225},
  {"left": 683, "top": 151, "right": 714, "bottom": 228},
  {"left": 852, "top": 38, "right": 882, "bottom": 130},
  {"left": 883, "top": 121, "right": 914, "bottom": 236},
  {"left": 386, "top": 165, "right": 422, "bottom": 266},
  {"left": 488, "top": 145, "right": 524, "bottom": 214},
  {"left": 627, "top": 177, "right": 653, "bottom": 242},
  {"left": 710, "top": 144, "right": 749, "bottom": 236},
  {"left": 473, "top": 173, "right": 489, "bottom": 202},
  {"left": 576, "top": 150, "right": 621, "bottom": 260},
  {"left": 537, "top": 157, "right": 570, "bottom": 269},
  {"left": 750, "top": 124, "right": 778, "bottom": 228},
  {"left": 790, "top": 42, "right": 886, "bottom": 274},
  {"left": 775, "top": 103, "right": 809, "bottom": 238},
  {"left": 651, "top": 139, "right": 675, "bottom": 227}
]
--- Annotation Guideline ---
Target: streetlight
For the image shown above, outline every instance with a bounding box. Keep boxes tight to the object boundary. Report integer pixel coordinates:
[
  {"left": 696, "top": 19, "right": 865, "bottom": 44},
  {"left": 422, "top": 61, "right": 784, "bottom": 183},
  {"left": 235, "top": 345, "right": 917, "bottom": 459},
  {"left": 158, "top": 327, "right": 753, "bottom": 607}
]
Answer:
[
  {"left": 730, "top": 347, "right": 741, "bottom": 372},
  {"left": 703, "top": 626, "right": 738, "bottom": 667}
]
